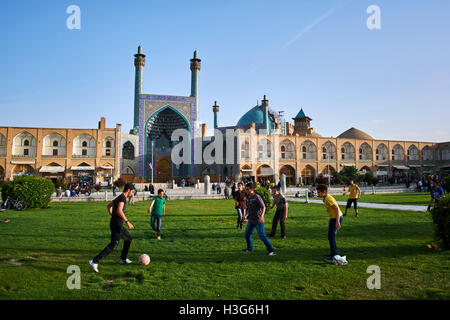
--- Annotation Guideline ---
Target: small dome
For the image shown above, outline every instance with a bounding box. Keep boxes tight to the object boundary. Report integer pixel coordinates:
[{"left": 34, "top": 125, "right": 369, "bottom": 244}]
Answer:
[
  {"left": 236, "top": 105, "right": 276, "bottom": 130},
  {"left": 338, "top": 127, "right": 374, "bottom": 140}
]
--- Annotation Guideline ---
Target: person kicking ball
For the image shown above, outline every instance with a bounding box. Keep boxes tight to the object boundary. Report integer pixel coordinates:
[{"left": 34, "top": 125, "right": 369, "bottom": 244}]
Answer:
[
  {"left": 89, "top": 183, "right": 135, "bottom": 273},
  {"left": 343, "top": 179, "right": 361, "bottom": 217}
]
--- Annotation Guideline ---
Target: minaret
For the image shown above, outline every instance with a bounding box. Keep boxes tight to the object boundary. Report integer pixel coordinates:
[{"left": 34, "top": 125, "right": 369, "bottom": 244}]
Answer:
[
  {"left": 190, "top": 50, "right": 201, "bottom": 123},
  {"left": 134, "top": 45, "right": 146, "bottom": 131},
  {"left": 212, "top": 101, "right": 219, "bottom": 128},
  {"left": 261, "top": 95, "right": 270, "bottom": 134}
]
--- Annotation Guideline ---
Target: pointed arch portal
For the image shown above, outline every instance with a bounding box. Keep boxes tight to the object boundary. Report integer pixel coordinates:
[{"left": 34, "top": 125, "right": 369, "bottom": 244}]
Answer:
[{"left": 144, "top": 106, "right": 190, "bottom": 182}]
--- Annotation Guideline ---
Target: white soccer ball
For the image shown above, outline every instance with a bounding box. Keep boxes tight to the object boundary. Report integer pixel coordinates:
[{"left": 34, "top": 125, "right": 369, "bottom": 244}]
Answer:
[{"left": 139, "top": 254, "right": 150, "bottom": 266}]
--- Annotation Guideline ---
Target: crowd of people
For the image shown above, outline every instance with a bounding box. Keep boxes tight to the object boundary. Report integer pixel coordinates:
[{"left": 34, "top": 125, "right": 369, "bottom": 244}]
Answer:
[
  {"left": 87, "top": 173, "right": 449, "bottom": 273},
  {"left": 56, "top": 181, "right": 93, "bottom": 198}
]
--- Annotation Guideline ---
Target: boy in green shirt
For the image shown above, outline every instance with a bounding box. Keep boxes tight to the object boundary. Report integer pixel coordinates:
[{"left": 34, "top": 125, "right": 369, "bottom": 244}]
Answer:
[{"left": 148, "top": 189, "right": 166, "bottom": 240}]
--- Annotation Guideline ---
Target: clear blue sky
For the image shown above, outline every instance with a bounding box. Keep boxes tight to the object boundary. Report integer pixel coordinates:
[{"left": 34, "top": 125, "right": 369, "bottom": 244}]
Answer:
[{"left": 0, "top": 0, "right": 449, "bottom": 142}]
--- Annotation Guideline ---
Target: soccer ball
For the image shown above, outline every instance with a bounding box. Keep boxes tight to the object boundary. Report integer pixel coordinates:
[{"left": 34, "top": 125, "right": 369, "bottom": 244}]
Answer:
[{"left": 139, "top": 254, "right": 150, "bottom": 265}]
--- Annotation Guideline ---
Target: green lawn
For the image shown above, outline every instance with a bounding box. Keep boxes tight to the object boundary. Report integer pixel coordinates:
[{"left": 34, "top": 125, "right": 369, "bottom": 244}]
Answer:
[
  {"left": 303, "top": 192, "right": 431, "bottom": 206},
  {"left": 0, "top": 199, "right": 448, "bottom": 300}
]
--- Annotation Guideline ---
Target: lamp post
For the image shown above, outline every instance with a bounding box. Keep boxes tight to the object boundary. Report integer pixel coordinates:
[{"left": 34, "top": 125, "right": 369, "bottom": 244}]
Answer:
[{"left": 151, "top": 140, "right": 155, "bottom": 185}]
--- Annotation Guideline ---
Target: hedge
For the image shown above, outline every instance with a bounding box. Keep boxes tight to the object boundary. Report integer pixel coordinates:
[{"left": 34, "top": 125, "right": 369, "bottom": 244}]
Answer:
[
  {"left": 430, "top": 193, "right": 450, "bottom": 250},
  {"left": 1, "top": 176, "right": 54, "bottom": 209}
]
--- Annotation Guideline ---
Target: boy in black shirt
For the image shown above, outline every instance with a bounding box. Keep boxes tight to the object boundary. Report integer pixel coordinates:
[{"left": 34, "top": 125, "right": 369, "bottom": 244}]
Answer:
[{"left": 89, "top": 183, "right": 135, "bottom": 273}]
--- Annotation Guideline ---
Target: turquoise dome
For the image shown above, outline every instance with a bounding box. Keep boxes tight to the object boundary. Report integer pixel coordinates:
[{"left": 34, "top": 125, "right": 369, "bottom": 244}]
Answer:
[{"left": 236, "top": 105, "right": 276, "bottom": 129}]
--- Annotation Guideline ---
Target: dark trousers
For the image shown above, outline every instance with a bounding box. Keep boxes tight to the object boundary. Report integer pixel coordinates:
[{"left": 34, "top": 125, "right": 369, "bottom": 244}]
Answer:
[
  {"left": 93, "top": 220, "right": 132, "bottom": 263},
  {"left": 328, "top": 216, "right": 343, "bottom": 256},
  {"left": 151, "top": 215, "right": 162, "bottom": 236},
  {"left": 270, "top": 209, "right": 286, "bottom": 237}
]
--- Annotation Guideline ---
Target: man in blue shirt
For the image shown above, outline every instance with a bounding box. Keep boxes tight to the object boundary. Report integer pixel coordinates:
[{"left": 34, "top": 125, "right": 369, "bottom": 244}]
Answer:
[{"left": 428, "top": 180, "right": 445, "bottom": 212}]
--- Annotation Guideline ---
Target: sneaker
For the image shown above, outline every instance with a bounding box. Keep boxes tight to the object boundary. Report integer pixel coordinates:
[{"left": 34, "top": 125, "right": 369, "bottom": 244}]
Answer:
[
  {"left": 156, "top": 236, "right": 161, "bottom": 240},
  {"left": 267, "top": 251, "right": 276, "bottom": 256},
  {"left": 323, "top": 253, "right": 333, "bottom": 258},
  {"left": 324, "top": 257, "right": 335, "bottom": 263},
  {"left": 89, "top": 259, "right": 99, "bottom": 273},
  {"left": 119, "top": 258, "right": 132, "bottom": 264},
  {"left": 242, "top": 249, "right": 252, "bottom": 253},
  {"left": 281, "top": 235, "right": 287, "bottom": 239}
]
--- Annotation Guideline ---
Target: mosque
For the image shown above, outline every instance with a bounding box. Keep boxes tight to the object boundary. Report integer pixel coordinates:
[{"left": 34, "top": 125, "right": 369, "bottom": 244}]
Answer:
[{"left": 0, "top": 46, "right": 449, "bottom": 185}]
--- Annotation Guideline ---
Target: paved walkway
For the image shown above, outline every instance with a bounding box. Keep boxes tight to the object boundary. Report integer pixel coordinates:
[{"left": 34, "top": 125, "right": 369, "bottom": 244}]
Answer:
[{"left": 287, "top": 198, "right": 428, "bottom": 212}]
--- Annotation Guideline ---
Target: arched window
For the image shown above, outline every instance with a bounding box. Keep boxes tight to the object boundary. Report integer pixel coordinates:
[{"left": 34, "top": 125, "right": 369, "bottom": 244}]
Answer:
[
  {"left": 73, "top": 134, "right": 96, "bottom": 157},
  {"left": 322, "top": 142, "right": 336, "bottom": 160},
  {"left": 407, "top": 145, "right": 419, "bottom": 161},
  {"left": 341, "top": 142, "right": 355, "bottom": 160},
  {"left": 392, "top": 144, "right": 405, "bottom": 161},
  {"left": 376, "top": 144, "right": 388, "bottom": 161},
  {"left": 12, "top": 132, "right": 36, "bottom": 157},
  {"left": 122, "top": 141, "right": 135, "bottom": 160},
  {"left": 422, "top": 146, "right": 433, "bottom": 161},
  {"left": 301, "top": 141, "right": 316, "bottom": 160},
  {"left": 258, "top": 138, "right": 272, "bottom": 159},
  {"left": 280, "top": 140, "right": 294, "bottom": 160},
  {"left": 0, "top": 134, "right": 6, "bottom": 156},
  {"left": 359, "top": 143, "right": 372, "bottom": 161},
  {"left": 53, "top": 140, "right": 58, "bottom": 147},
  {"left": 103, "top": 137, "right": 115, "bottom": 157},
  {"left": 240, "top": 138, "right": 250, "bottom": 159}
]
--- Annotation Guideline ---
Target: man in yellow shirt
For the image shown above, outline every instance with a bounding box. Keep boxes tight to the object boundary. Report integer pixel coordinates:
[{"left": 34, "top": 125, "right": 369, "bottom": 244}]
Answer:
[
  {"left": 343, "top": 179, "right": 361, "bottom": 217},
  {"left": 317, "top": 184, "right": 343, "bottom": 263}
]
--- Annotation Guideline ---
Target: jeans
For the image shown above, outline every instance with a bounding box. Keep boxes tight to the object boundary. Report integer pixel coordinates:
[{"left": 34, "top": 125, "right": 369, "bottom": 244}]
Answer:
[
  {"left": 93, "top": 219, "right": 132, "bottom": 263},
  {"left": 151, "top": 215, "right": 162, "bottom": 236},
  {"left": 236, "top": 208, "right": 246, "bottom": 229},
  {"left": 245, "top": 221, "right": 275, "bottom": 253},
  {"left": 328, "top": 216, "right": 343, "bottom": 256},
  {"left": 270, "top": 210, "right": 286, "bottom": 237}
]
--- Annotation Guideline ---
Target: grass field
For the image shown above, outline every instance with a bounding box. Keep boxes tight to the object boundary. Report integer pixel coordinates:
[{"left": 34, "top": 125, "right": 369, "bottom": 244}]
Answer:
[
  {"left": 0, "top": 199, "right": 448, "bottom": 300},
  {"left": 304, "top": 192, "right": 430, "bottom": 206}
]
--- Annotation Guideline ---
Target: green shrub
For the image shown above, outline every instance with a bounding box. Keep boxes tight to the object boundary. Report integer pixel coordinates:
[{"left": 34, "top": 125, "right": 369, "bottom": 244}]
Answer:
[
  {"left": 430, "top": 193, "right": 450, "bottom": 250},
  {"left": 1, "top": 176, "right": 55, "bottom": 209},
  {"left": 443, "top": 175, "right": 450, "bottom": 193},
  {"left": 255, "top": 186, "right": 272, "bottom": 209}
]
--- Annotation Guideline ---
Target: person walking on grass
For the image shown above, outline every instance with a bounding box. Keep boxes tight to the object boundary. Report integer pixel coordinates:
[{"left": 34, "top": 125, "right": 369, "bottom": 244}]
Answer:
[
  {"left": 343, "top": 179, "right": 361, "bottom": 217},
  {"left": 234, "top": 182, "right": 247, "bottom": 230},
  {"left": 242, "top": 183, "right": 276, "bottom": 256},
  {"left": 428, "top": 180, "right": 445, "bottom": 215},
  {"left": 128, "top": 185, "right": 137, "bottom": 206},
  {"left": 317, "top": 184, "right": 343, "bottom": 263},
  {"left": 148, "top": 189, "right": 166, "bottom": 240},
  {"left": 89, "top": 183, "right": 135, "bottom": 273},
  {"left": 268, "top": 186, "right": 288, "bottom": 239}
]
